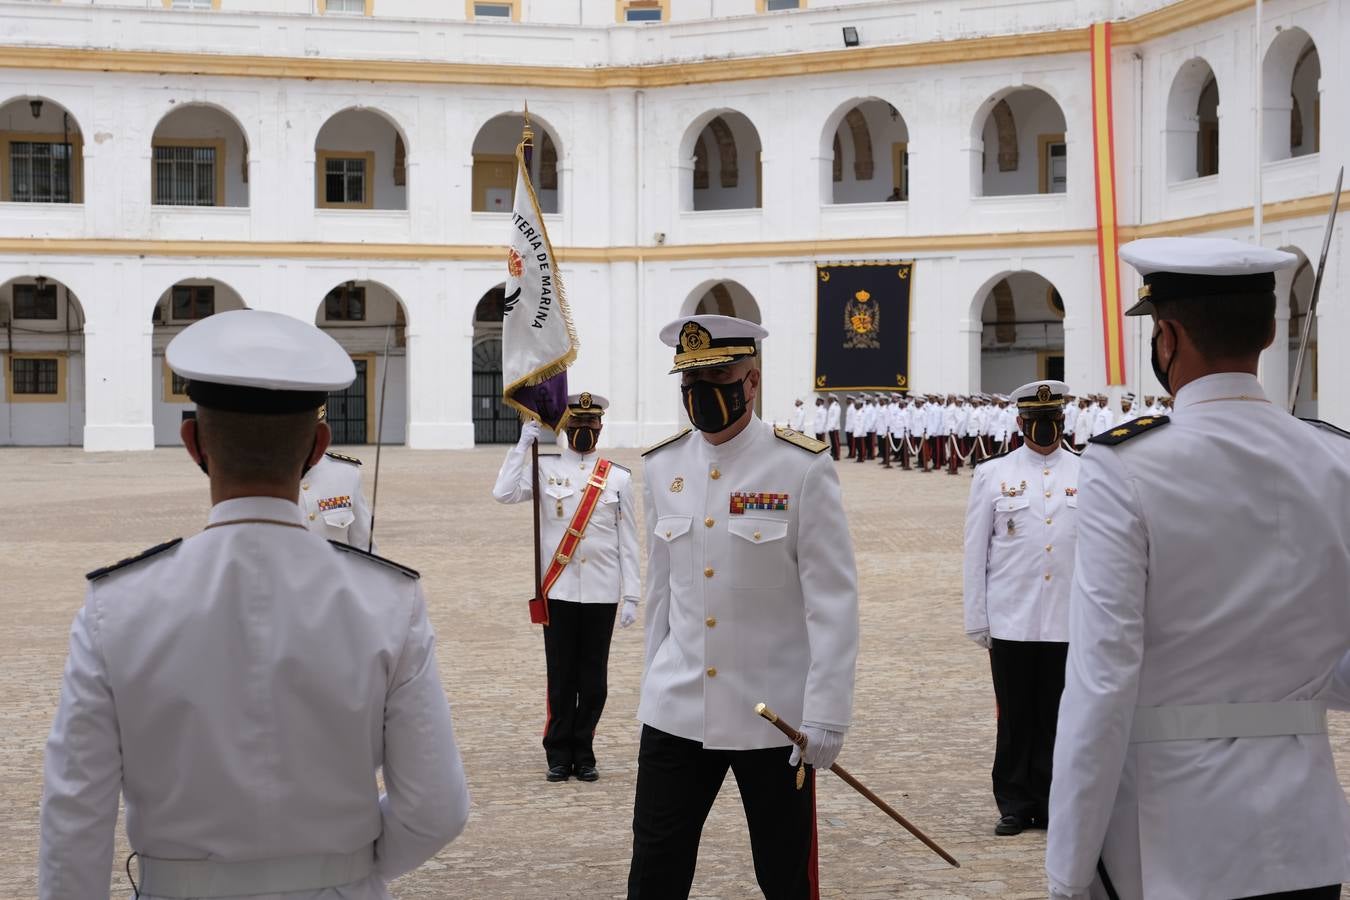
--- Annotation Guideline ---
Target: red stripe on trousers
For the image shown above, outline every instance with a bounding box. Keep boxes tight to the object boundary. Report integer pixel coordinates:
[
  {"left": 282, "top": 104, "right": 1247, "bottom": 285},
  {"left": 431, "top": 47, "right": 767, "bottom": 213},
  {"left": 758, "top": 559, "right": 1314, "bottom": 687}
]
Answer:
[{"left": 808, "top": 771, "right": 820, "bottom": 900}]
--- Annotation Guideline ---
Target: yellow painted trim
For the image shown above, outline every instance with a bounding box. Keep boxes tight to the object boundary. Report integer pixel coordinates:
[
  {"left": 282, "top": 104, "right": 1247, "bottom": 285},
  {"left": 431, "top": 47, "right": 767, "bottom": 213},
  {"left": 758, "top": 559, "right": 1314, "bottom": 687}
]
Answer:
[
  {"left": 5, "top": 351, "right": 68, "bottom": 404},
  {"left": 617, "top": 0, "right": 668, "bottom": 23},
  {"left": 471, "top": 152, "right": 516, "bottom": 212},
  {"left": 1112, "top": 0, "right": 1252, "bottom": 45},
  {"left": 756, "top": 0, "right": 807, "bottom": 11},
  {"left": 466, "top": 0, "right": 520, "bottom": 22},
  {"left": 0, "top": 130, "right": 84, "bottom": 203},
  {"left": 316, "top": 149, "right": 375, "bottom": 209},
  {"left": 1037, "top": 132, "right": 1065, "bottom": 195},
  {"left": 161, "top": 0, "right": 223, "bottom": 8},
  {"left": 1036, "top": 349, "right": 1064, "bottom": 381},
  {"left": 346, "top": 352, "right": 378, "bottom": 440},
  {"left": 0, "top": 192, "right": 1335, "bottom": 262},
  {"left": 151, "top": 137, "right": 226, "bottom": 207},
  {"left": 162, "top": 356, "right": 189, "bottom": 403}
]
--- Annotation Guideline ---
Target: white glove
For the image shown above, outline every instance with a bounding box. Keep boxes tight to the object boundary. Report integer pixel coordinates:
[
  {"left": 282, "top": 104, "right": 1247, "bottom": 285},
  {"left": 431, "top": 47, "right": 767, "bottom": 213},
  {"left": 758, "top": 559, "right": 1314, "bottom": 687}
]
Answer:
[
  {"left": 517, "top": 419, "right": 542, "bottom": 446},
  {"left": 788, "top": 725, "right": 844, "bottom": 770},
  {"left": 619, "top": 597, "right": 638, "bottom": 628},
  {"left": 968, "top": 630, "right": 993, "bottom": 650}
]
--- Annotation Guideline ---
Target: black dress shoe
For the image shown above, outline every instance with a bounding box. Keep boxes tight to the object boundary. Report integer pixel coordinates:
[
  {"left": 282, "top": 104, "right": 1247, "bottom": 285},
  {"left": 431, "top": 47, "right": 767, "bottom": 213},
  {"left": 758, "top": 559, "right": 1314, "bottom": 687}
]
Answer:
[
  {"left": 546, "top": 765, "right": 571, "bottom": 782},
  {"left": 574, "top": 765, "right": 599, "bottom": 782},
  {"left": 995, "top": 814, "right": 1025, "bottom": 836}
]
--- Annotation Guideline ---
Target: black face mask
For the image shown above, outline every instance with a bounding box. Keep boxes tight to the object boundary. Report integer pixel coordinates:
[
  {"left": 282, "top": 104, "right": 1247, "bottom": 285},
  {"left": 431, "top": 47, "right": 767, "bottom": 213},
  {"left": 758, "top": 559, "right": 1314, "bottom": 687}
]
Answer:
[
  {"left": 1025, "top": 415, "right": 1064, "bottom": 449},
  {"left": 682, "top": 375, "right": 750, "bottom": 434},
  {"left": 1151, "top": 326, "right": 1175, "bottom": 396},
  {"left": 567, "top": 427, "right": 598, "bottom": 453}
]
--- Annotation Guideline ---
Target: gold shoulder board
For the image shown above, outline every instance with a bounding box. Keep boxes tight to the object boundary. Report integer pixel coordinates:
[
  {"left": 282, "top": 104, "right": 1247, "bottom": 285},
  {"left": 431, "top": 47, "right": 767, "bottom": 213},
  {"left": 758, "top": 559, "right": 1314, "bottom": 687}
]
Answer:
[
  {"left": 774, "top": 426, "right": 829, "bottom": 454},
  {"left": 87, "top": 537, "right": 183, "bottom": 581},
  {"left": 1088, "top": 415, "right": 1171, "bottom": 447},
  {"left": 642, "top": 428, "right": 693, "bottom": 457},
  {"left": 325, "top": 451, "right": 363, "bottom": 466}
]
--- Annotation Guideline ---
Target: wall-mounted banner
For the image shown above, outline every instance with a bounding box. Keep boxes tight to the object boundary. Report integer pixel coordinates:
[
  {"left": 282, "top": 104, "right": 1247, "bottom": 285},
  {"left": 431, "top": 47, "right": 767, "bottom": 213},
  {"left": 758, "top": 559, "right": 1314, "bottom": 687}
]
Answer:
[{"left": 814, "top": 261, "right": 914, "bottom": 392}]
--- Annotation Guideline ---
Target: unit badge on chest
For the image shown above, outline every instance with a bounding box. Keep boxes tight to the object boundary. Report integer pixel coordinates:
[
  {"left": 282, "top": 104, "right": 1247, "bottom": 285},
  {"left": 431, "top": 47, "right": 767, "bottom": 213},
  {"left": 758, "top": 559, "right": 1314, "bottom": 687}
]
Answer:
[
  {"left": 670, "top": 476, "right": 684, "bottom": 493},
  {"left": 729, "top": 492, "right": 790, "bottom": 515},
  {"left": 999, "top": 481, "right": 1027, "bottom": 498},
  {"left": 1007, "top": 520, "right": 1016, "bottom": 536}
]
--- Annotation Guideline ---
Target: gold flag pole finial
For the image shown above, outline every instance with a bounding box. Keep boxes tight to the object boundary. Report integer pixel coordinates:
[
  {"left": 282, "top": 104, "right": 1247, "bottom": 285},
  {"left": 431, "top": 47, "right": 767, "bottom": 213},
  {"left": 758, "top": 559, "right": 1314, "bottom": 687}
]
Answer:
[{"left": 522, "top": 101, "right": 534, "bottom": 147}]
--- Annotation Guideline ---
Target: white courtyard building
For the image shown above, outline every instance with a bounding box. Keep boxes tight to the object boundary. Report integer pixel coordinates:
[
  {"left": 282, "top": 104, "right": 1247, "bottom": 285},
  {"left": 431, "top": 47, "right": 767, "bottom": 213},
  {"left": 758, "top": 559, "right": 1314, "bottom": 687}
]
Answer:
[{"left": 0, "top": 0, "right": 1341, "bottom": 449}]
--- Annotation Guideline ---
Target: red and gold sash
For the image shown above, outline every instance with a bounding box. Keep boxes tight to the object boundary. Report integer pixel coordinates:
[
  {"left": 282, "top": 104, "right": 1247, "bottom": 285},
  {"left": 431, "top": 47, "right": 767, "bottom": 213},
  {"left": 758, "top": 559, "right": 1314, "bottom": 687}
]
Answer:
[{"left": 532, "top": 457, "right": 612, "bottom": 625}]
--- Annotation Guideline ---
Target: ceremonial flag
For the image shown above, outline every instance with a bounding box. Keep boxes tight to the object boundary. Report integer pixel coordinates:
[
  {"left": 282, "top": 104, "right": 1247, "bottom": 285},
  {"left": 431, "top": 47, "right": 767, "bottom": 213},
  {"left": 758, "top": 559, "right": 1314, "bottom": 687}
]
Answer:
[
  {"left": 814, "top": 261, "right": 914, "bottom": 392},
  {"left": 501, "top": 128, "right": 577, "bottom": 430}
]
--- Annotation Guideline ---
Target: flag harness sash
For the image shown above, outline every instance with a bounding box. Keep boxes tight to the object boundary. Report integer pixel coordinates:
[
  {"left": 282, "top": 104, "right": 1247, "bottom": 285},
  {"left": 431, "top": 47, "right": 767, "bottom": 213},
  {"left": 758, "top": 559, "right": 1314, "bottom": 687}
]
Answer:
[{"left": 537, "top": 457, "right": 613, "bottom": 621}]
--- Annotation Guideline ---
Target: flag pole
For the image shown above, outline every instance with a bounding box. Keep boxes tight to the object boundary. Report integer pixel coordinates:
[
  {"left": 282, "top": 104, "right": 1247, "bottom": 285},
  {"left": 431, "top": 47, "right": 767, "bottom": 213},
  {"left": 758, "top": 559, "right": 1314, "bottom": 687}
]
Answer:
[{"left": 519, "top": 107, "right": 549, "bottom": 627}]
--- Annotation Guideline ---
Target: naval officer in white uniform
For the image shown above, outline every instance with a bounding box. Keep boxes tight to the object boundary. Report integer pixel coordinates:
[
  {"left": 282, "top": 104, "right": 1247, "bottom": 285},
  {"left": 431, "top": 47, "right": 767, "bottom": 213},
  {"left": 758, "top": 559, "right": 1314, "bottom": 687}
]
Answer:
[
  {"left": 963, "top": 380, "right": 1080, "bottom": 836},
  {"left": 1047, "top": 238, "right": 1350, "bottom": 900},
  {"left": 628, "top": 314, "right": 859, "bottom": 900},
  {"left": 38, "top": 309, "right": 470, "bottom": 900},
  {"left": 299, "top": 405, "right": 374, "bottom": 549},
  {"left": 493, "top": 391, "right": 640, "bottom": 783}
]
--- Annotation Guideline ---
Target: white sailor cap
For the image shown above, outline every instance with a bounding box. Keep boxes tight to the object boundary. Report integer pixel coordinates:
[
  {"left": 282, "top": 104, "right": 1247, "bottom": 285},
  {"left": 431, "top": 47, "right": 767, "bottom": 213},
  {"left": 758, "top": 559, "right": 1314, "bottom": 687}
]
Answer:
[
  {"left": 659, "top": 314, "right": 767, "bottom": 374},
  {"left": 167, "top": 309, "right": 355, "bottom": 413},
  {"left": 566, "top": 392, "right": 609, "bottom": 416},
  {"left": 1011, "top": 380, "right": 1071, "bottom": 412},
  {"left": 1119, "top": 237, "right": 1298, "bottom": 317}
]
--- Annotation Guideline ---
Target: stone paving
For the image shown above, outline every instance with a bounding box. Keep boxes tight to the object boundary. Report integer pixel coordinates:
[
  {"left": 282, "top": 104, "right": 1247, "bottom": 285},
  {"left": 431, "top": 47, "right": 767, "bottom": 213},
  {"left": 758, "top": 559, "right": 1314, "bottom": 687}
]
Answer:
[{"left": 4, "top": 444, "right": 1350, "bottom": 899}]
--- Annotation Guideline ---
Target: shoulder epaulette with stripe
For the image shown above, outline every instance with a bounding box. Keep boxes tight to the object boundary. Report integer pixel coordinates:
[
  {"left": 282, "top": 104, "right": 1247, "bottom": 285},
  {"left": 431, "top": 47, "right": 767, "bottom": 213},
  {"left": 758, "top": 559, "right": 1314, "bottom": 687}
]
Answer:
[
  {"left": 642, "top": 428, "right": 693, "bottom": 457},
  {"left": 325, "top": 451, "right": 363, "bottom": 466},
  {"left": 328, "top": 541, "right": 420, "bottom": 579},
  {"left": 1301, "top": 418, "right": 1350, "bottom": 440},
  {"left": 1088, "top": 415, "right": 1171, "bottom": 446},
  {"left": 87, "top": 538, "right": 183, "bottom": 581},
  {"left": 773, "top": 426, "right": 828, "bottom": 454},
  {"left": 607, "top": 460, "right": 631, "bottom": 474},
  {"left": 975, "top": 448, "right": 1012, "bottom": 467}
]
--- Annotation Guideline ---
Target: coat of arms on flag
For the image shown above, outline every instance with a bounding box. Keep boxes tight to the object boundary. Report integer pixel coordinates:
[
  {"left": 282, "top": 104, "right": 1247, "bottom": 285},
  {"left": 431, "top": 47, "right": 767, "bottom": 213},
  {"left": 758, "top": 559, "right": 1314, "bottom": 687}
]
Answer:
[{"left": 501, "top": 114, "right": 577, "bottom": 431}]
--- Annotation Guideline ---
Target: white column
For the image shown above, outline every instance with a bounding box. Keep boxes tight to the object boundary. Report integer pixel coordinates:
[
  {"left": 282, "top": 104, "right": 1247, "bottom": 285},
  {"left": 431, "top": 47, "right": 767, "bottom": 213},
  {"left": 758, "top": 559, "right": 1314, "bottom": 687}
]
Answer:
[{"left": 84, "top": 259, "right": 154, "bottom": 451}]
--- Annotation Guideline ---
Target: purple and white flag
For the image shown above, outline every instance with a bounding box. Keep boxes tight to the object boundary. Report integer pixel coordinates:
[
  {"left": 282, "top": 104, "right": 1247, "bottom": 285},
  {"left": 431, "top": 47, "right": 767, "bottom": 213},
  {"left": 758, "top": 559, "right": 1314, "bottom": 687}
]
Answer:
[{"left": 501, "top": 139, "right": 577, "bottom": 430}]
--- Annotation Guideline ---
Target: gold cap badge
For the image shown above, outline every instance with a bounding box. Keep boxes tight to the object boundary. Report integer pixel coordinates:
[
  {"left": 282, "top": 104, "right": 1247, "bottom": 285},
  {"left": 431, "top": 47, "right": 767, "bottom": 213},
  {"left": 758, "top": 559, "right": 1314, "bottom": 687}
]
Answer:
[
  {"left": 680, "top": 322, "right": 711, "bottom": 353},
  {"left": 579, "top": 392, "right": 592, "bottom": 409}
]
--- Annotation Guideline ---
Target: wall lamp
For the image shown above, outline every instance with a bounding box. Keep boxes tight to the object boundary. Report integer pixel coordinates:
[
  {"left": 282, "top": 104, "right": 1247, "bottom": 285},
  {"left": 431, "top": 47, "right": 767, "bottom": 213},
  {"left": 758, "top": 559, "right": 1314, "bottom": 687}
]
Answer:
[
  {"left": 842, "top": 26, "right": 859, "bottom": 47},
  {"left": 30, "top": 99, "right": 43, "bottom": 119}
]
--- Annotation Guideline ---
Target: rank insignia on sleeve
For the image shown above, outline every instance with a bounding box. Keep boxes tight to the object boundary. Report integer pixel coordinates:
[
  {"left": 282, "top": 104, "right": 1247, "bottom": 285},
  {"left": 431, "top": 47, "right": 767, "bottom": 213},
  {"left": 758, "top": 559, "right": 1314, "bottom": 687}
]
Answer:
[
  {"left": 317, "top": 495, "right": 352, "bottom": 512},
  {"left": 1088, "top": 415, "right": 1171, "bottom": 446},
  {"left": 729, "top": 492, "right": 790, "bottom": 515}
]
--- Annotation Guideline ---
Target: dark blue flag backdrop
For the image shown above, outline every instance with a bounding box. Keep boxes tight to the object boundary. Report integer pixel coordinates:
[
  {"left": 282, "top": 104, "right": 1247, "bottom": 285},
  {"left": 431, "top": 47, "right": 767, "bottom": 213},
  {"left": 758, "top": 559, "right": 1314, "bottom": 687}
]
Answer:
[{"left": 814, "top": 261, "right": 914, "bottom": 393}]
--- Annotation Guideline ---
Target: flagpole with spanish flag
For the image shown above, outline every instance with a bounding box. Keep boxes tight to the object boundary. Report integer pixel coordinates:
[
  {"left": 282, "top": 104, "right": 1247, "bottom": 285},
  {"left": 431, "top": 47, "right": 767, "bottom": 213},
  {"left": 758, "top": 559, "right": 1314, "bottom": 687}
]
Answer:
[{"left": 501, "top": 107, "right": 579, "bottom": 625}]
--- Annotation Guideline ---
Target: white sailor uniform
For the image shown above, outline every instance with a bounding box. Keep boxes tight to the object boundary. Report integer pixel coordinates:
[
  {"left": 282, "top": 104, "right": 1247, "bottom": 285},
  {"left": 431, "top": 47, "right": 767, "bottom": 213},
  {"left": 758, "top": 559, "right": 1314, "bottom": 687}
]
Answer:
[{"left": 301, "top": 451, "right": 374, "bottom": 549}]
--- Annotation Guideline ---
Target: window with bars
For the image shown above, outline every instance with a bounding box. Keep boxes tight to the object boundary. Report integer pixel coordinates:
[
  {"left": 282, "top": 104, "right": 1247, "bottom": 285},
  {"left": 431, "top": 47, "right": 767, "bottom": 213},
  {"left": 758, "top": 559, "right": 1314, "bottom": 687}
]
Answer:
[
  {"left": 326, "top": 0, "right": 365, "bottom": 12},
  {"left": 14, "top": 283, "right": 58, "bottom": 320},
  {"left": 154, "top": 145, "right": 218, "bottom": 206},
  {"left": 170, "top": 0, "right": 215, "bottom": 8},
  {"left": 624, "top": 1, "right": 663, "bottom": 21},
  {"left": 325, "top": 285, "right": 367, "bottom": 321},
  {"left": 12, "top": 358, "right": 59, "bottom": 395},
  {"left": 324, "top": 156, "right": 367, "bottom": 206},
  {"left": 171, "top": 371, "right": 190, "bottom": 396},
  {"left": 473, "top": 2, "right": 514, "bottom": 17},
  {"left": 171, "top": 285, "right": 215, "bottom": 320},
  {"left": 10, "top": 142, "right": 73, "bottom": 203},
  {"left": 765, "top": 0, "right": 801, "bottom": 9}
]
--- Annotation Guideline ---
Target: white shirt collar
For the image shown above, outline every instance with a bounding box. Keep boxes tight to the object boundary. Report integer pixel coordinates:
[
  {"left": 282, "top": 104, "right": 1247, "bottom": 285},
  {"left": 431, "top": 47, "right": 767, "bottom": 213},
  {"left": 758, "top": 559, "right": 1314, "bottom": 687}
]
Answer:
[
  {"left": 698, "top": 415, "right": 766, "bottom": 464},
  {"left": 208, "top": 496, "right": 307, "bottom": 527},
  {"left": 1174, "top": 372, "right": 1266, "bottom": 412}
]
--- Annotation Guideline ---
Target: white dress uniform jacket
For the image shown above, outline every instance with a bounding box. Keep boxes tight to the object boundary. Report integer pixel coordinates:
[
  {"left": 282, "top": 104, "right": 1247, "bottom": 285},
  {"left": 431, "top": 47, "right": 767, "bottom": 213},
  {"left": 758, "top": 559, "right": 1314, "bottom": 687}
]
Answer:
[
  {"left": 924, "top": 403, "right": 944, "bottom": 440},
  {"left": 826, "top": 400, "right": 842, "bottom": 432},
  {"left": 1064, "top": 403, "right": 1079, "bottom": 435},
  {"left": 492, "top": 443, "right": 640, "bottom": 605},
  {"left": 963, "top": 445, "right": 1080, "bottom": 642},
  {"left": 811, "top": 404, "right": 828, "bottom": 435},
  {"left": 301, "top": 453, "right": 373, "bottom": 550},
  {"left": 1047, "top": 373, "right": 1350, "bottom": 900},
  {"left": 39, "top": 497, "right": 470, "bottom": 900},
  {"left": 790, "top": 405, "right": 807, "bottom": 432},
  {"left": 639, "top": 418, "right": 859, "bottom": 749}
]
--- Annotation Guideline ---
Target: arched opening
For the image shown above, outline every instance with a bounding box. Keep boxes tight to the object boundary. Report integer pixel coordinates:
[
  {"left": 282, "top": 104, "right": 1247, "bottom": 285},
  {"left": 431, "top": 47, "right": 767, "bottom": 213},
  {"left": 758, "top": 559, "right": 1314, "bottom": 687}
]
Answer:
[
  {"left": 680, "top": 279, "right": 764, "bottom": 416},
  {"left": 151, "top": 278, "right": 248, "bottom": 444},
  {"left": 825, "top": 98, "right": 910, "bottom": 204},
  {"left": 151, "top": 103, "right": 250, "bottom": 207},
  {"left": 471, "top": 285, "right": 522, "bottom": 444},
  {"left": 1167, "top": 58, "right": 1220, "bottom": 182},
  {"left": 1286, "top": 250, "right": 1316, "bottom": 417},
  {"left": 315, "top": 281, "right": 409, "bottom": 445},
  {"left": 470, "top": 113, "right": 561, "bottom": 214},
  {"left": 314, "top": 108, "right": 408, "bottom": 210},
  {"left": 1, "top": 275, "right": 85, "bottom": 445},
  {"left": 1262, "top": 29, "right": 1320, "bottom": 162},
  {"left": 0, "top": 97, "right": 83, "bottom": 203},
  {"left": 975, "top": 271, "right": 1065, "bottom": 392},
  {"left": 686, "top": 111, "right": 763, "bottom": 211},
  {"left": 972, "top": 88, "right": 1066, "bottom": 197}
]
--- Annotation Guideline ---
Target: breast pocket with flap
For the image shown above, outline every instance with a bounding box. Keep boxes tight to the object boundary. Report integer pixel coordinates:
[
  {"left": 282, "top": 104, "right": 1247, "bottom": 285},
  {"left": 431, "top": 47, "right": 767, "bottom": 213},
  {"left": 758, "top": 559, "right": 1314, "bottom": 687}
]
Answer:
[
  {"left": 653, "top": 515, "right": 693, "bottom": 586},
  {"left": 726, "top": 515, "right": 790, "bottom": 589}
]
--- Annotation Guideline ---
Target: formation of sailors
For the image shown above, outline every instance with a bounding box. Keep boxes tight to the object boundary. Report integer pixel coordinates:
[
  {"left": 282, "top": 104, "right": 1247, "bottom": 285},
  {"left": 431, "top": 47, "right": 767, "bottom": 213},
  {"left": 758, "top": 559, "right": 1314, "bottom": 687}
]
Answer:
[{"left": 795, "top": 391, "right": 1173, "bottom": 472}]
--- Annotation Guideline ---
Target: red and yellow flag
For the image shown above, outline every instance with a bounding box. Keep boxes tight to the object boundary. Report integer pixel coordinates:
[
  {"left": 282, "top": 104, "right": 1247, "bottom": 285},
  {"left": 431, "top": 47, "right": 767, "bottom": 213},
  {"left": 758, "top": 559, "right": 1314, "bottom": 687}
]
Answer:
[{"left": 1090, "top": 22, "right": 1126, "bottom": 385}]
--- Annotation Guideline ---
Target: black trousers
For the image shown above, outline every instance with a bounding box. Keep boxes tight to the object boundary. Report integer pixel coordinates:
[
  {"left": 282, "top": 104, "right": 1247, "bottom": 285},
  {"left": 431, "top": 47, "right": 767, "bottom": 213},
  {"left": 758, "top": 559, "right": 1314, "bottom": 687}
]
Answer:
[
  {"left": 542, "top": 597, "right": 617, "bottom": 769},
  {"left": 628, "top": 726, "right": 818, "bottom": 900},
  {"left": 989, "top": 638, "right": 1068, "bottom": 820},
  {"left": 1246, "top": 888, "right": 1341, "bottom": 899}
]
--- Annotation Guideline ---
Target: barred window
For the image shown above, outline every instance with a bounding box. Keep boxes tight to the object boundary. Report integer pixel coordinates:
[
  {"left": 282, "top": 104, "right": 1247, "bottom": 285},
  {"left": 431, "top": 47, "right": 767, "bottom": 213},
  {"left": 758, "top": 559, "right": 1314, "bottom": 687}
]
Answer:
[
  {"left": 171, "top": 371, "right": 190, "bottom": 395},
  {"left": 171, "top": 285, "right": 215, "bottom": 320},
  {"left": 473, "top": 2, "right": 513, "bottom": 17},
  {"left": 326, "top": 0, "right": 365, "bottom": 13},
  {"left": 14, "top": 283, "right": 58, "bottom": 320},
  {"left": 13, "top": 358, "right": 59, "bottom": 395},
  {"left": 154, "top": 145, "right": 218, "bottom": 206},
  {"left": 325, "top": 284, "right": 366, "bottom": 321},
  {"left": 324, "top": 157, "right": 367, "bottom": 205},
  {"left": 10, "top": 141, "right": 73, "bottom": 203}
]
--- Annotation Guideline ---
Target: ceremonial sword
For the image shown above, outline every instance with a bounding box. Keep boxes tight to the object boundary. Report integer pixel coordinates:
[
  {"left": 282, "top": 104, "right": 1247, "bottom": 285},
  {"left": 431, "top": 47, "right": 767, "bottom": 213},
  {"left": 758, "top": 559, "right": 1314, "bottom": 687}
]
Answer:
[
  {"left": 1288, "top": 166, "right": 1342, "bottom": 413},
  {"left": 755, "top": 703, "right": 960, "bottom": 868},
  {"left": 367, "top": 324, "right": 394, "bottom": 553}
]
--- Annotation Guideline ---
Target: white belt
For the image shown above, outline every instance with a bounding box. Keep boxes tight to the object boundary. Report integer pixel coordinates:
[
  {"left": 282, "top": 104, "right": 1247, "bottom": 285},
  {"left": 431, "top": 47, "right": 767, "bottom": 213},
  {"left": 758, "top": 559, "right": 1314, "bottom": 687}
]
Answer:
[
  {"left": 137, "top": 845, "right": 374, "bottom": 898},
  {"left": 1130, "top": 700, "right": 1327, "bottom": 744}
]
